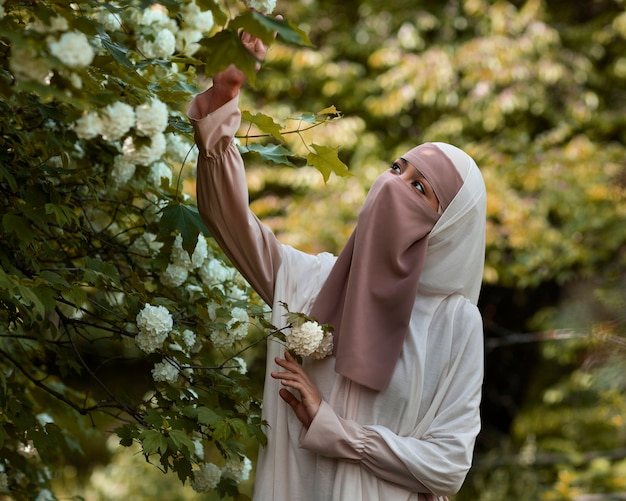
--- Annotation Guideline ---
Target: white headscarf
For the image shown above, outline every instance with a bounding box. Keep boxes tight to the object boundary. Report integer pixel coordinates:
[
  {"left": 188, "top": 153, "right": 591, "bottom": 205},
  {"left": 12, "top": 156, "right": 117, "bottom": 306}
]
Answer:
[
  {"left": 418, "top": 142, "right": 486, "bottom": 305},
  {"left": 311, "top": 142, "right": 484, "bottom": 391}
]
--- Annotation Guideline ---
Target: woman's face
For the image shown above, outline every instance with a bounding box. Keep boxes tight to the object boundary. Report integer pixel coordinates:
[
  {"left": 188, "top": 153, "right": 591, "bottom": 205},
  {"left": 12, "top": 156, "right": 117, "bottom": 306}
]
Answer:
[{"left": 390, "top": 157, "right": 440, "bottom": 212}]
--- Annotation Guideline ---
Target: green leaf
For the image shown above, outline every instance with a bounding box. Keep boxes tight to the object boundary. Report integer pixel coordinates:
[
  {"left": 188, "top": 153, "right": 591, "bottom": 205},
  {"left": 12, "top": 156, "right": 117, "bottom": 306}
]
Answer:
[
  {"left": 2, "top": 214, "right": 35, "bottom": 246},
  {"left": 198, "top": 31, "right": 258, "bottom": 86},
  {"left": 213, "top": 420, "right": 231, "bottom": 441},
  {"left": 140, "top": 429, "right": 168, "bottom": 455},
  {"left": 307, "top": 144, "right": 351, "bottom": 182},
  {"left": 84, "top": 256, "right": 122, "bottom": 287},
  {"left": 238, "top": 11, "right": 313, "bottom": 47},
  {"left": 196, "top": 406, "right": 221, "bottom": 426},
  {"left": 241, "top": 111, "right": 284, "bottom": 140},
  {"left": 45, "top": 203, "right": 78, "bottom": 228},
  {"left": 0, "top": 164, "right": 17, "bottom": 191},
  {"left": 159, "top": 202, "right": 211, "bottom": 254},
  {"left": 239, "top": 143, "right": 295, "bottom": 166},
  {"left": 168, "top": 429, "right": 195, "bottom": 455},
  {"left": 97, "top": 28, "right": 136, "bottom": 70}
]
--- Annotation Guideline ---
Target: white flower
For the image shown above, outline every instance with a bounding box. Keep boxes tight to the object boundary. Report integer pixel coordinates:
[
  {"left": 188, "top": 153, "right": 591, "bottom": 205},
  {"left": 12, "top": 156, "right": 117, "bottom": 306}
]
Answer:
[
  {"left": 287, "top": 321, "right": 324, "bottom": 357},
  {"left": 161, "top": 263, "right": 188, "bottom": 287},
  {"left": 152, "top": 360, "right": 179, "bottom": 383},
  {"left": 110, "top": 154, "right": 136, "bottom": 186},
  {"left": 135, "top": 303, "right": 173, "bottom": 353},
  {"left": 129, "top": 232, "right": 163, "bottom": 258},
  {"left": 227, "top": 307, "right": 249, "bottom": 342},
  {"left": 154, "top": 29, "right": 177, "bottom": 58},
  {"left": 206, "top": 301, "right": 220, "bottom": 321},
  {"left": 171, "top": 234, "right": 192, "bottom": 269},
  {"left": 244, "top": 0, "right": 276, "bottom": 14},
  {"left": 223, "top": 455, "right": 252, "bottom": 482},
  {"left": 182, "top": 2, "right": 214, "bottom": 32},
  {"left": 34, "top": 489, "right": 56, "bottom": 501},
  {"left": 191, "top": 235, "right": 208, "bottom": 268},
  {"left": 166, "top": 133, "right": 196, "bottom": 163},
  {"left": 0, "top": 472, "right": 7, "bottom": 492},
  {"left": 192, "top": 439, "right": 204, "bottom": 459},
  {"left": 176, "top": 28, "right": 203, "bottom": 56},
  {"left": 124, "top": 133, "right": 167, "bottom": 166},
  {"left": 49, "top": 16, "right": 69, "bottom": 32},
  {"left": 231, "top": 357, "right": 247, "bottom": 374},
  {"left": 136, "top": 7, "right": 171, "bottom": 28},
  {"left": 181, "top": 329, "right": 196, "bottom": 349},
  {"left": 9, "top": 46, "right": 51, "bottom": 83},
  {"left": 135, "top": 99, "right": 169, "bottom": 137},
  {"left": 210, "top": 329, "right": 233, "bottom": 349},
  {"left": 101, "top": 102, "right": 135, "bottom": 141},
  {"left": 73, "top": 112, "right": 103, "bottom": 139},
  {"left": 148, "top": 161, "right": 172, "bottom": 187},
  {"left": 227, "top": 284, "right": 248, "bottom": 301},
  {"left": 36, "top": 413, "right": 54, "bottom": 426},
  {"left": 97, "top": 10, "right": 122, "bottom": 32},
  {"left": 200, "top": 258, "right": 233, "bottom": 286},
  {"left": 311, "top": 331, "right": 334, "bottom": 360},
  {"left": 190, "top": 462, "right": 221, "bottom": 493},
  {"left": 48, "top": 31, "right": 95, "bottom": 68}
]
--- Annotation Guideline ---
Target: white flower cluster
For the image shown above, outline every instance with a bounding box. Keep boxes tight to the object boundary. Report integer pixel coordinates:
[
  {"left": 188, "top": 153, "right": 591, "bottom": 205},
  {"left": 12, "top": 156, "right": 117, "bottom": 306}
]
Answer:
[
  {"left": 166, "top": 132, "right": 197, "bottom": 165},
  {"left": 135, "top": 99, "right": 169, "bottom": 137},
  {"left": 48, "top": 31, "right": 95, "bottom": 68},
  {"left": 129, "top": 232, "right": 163, "bottom": 262},
  {"left": 135, "top": 303, "right": 173, "bottom": 353},
  {"left": 9, "top": 46, "right": 52, "bottom": 84},
  {"left": 151, "top": 360, "right": 179, "bottom": 382},
  {"left": 287, "top": 321, "right": 333, "bottom": 359},
  {"left": 231, "top": 356, "right": 247, "bottom": 374},
  {"left": 72, "top": 96, "right": 171, "bottom": 186},
  {"left": 190, "top": 454, "right": 252, "bottom": 493},
  {"left": 161, "top": 234, "right": 208, "bottom": 288},
  {"left": 223, "top": 455, "right": 252, "bottom": 482},
  {"left": 190, "top": 462, "right": 221, "bottom": 493},
  {"left": 210, "top": 307, "right": 249, "bottom": 349},
  {"left": 130, "top": 2, "right": 214, "bottom": 58},
  {"left": 244, "top": 0, "right": 277, "bottom": 14}
]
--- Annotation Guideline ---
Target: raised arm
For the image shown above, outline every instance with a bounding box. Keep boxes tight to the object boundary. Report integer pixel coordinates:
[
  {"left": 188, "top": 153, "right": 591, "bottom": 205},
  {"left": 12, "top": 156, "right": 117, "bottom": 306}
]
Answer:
[{"left": 188, "top": 32, "right": 282, "bottom": 305}]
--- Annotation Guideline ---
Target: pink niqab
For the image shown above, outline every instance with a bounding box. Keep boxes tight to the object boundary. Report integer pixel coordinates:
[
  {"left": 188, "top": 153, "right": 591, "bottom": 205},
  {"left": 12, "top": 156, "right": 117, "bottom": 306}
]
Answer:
[{"left": 310, "top": 144, "right": 463, "bottom": 391}]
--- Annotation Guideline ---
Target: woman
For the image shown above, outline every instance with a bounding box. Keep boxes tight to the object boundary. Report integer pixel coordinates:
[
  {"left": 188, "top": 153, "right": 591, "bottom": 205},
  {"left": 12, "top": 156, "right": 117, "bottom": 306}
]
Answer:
[{"left": 188, "top": 31, "right": 486, "bottom": 501}]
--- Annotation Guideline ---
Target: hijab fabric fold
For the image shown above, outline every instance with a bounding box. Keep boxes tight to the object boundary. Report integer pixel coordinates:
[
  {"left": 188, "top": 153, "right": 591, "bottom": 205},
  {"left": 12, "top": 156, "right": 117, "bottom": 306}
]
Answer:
[{"left": 310, "top": 143, "right": 465, "bottom": 391}]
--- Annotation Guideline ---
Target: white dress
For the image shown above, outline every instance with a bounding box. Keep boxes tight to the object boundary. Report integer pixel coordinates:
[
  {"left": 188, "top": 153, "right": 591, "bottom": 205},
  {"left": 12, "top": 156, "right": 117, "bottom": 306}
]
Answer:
[{"left": 189, "top": 90, "right": 484, "bottom": 501}]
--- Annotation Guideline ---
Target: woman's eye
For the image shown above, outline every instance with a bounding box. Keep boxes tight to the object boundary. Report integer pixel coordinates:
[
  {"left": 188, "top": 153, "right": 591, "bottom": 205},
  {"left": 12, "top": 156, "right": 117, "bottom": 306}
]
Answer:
[
  {"left": 412, "top": 181, "right": 425, "bottom": 194},
  {"left": 391, "top": 163, "right": 402, "bottom": 173}
]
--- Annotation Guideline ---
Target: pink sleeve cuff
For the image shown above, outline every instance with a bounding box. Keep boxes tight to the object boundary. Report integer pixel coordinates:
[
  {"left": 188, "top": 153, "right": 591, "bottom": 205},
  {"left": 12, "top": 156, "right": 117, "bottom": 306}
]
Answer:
[{"left": 187, "top": 89, "right": 241, "bottom": 159}]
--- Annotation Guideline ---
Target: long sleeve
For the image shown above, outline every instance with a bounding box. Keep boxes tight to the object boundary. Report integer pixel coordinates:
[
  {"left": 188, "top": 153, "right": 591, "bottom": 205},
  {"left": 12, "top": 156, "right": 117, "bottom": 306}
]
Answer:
[
  {"left": 300, "top": 400, "right": 433, "bottom": 493},
  {"left": 188, "top": 89, "right": 283, "bottom": 305},
  {"left": 299, "top": 300, "right": 484, "bottom": 497}
]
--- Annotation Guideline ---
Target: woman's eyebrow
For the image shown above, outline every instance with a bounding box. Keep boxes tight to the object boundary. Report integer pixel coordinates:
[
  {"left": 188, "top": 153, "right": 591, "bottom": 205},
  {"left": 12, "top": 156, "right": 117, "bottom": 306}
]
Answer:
[{"left": 400, "top": 157, "right": 427, "bottom": 179}]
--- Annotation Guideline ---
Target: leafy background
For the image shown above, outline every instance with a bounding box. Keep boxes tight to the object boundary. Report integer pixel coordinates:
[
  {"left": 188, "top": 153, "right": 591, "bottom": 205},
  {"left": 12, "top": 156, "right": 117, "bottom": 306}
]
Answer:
[{"left": 0, "top": 0, "right": 625, "bottom": 500}]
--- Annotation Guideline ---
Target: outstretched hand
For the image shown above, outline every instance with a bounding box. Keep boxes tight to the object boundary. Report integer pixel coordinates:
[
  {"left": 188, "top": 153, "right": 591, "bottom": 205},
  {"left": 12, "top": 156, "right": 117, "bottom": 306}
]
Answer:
[
  {"left": 271, "top": 351, "right": 322, "bottom": 429},
  {"left": 212, "top": 30, "right": 272, "bottom": 91},
  {"left": 208, "top": 17, "right": 281, "bottom": 112}
]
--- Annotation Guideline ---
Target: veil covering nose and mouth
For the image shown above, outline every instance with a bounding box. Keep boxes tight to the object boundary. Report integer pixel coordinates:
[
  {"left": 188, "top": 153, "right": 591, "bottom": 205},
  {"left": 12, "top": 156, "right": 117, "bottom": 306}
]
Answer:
[{"left": 310, "top": 142, "right": 486, "bottom": 391}]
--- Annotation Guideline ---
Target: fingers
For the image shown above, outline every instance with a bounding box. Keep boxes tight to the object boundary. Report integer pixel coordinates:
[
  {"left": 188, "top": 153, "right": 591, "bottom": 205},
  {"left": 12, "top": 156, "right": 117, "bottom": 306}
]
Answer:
[
  {"left": 279, "top": 388, "right": 298, "bottom": 407},
  {"left": 273, "top": 352, "right": 304, "bottom": 374}
]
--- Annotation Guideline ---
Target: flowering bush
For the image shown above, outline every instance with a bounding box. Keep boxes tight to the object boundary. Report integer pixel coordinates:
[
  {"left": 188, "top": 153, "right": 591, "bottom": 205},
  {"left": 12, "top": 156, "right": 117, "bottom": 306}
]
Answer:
[{"left": 0, "top": 1, "right": 347, "bottom": 499}]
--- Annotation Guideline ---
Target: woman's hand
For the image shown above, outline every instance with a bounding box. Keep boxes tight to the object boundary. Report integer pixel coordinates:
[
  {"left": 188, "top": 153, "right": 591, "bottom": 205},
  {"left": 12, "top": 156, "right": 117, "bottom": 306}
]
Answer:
[
  {"left": 271, "top": 351, "right": 322, "bottom": 428},
  {"left": 208, "top": 18, "right": 281, "bottom": 112},
  {"left": 212, "top": 31, "right": 271, "bottom": 94}
]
